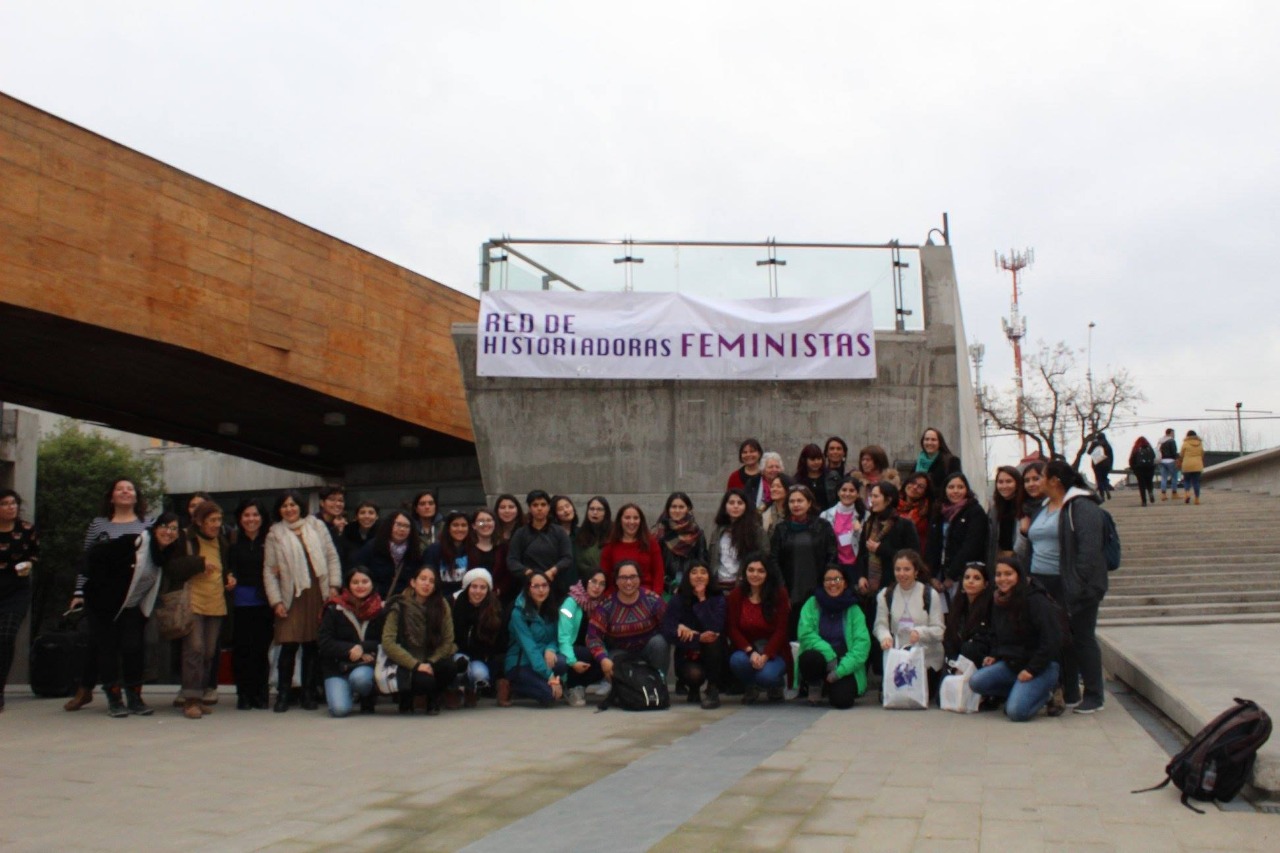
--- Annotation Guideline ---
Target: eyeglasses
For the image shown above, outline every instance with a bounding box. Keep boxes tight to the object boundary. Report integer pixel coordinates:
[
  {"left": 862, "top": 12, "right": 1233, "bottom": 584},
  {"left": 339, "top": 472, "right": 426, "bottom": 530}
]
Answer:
[
  {"left": 823, "top": 577, "right": 846, "bottom": 585},
  {"left": 156, "top": 524, "right": 179, "bottom": 533},
  {"left": 529, "top": 582, "right": 550, "bottom": 590},
  {"left": 587, "top": 577, "right": 607, "bottom": 587},
  {"left": 616, "top": 575, "right": 640, "bottom": 582}
]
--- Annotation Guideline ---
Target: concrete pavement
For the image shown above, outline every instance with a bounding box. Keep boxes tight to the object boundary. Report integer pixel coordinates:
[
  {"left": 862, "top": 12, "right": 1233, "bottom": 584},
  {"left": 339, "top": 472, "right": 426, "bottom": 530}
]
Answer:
[{"left": 1, "top": 677, "right": 1276, "bottom": 851}]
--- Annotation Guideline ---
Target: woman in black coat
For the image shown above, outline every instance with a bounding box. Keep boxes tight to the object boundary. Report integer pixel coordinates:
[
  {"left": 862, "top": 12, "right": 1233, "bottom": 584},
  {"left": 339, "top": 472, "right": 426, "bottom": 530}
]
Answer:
[
  {"left": 852, "top": 482, "right": 919, "bottom": 673},
  {"left": 228, "top": 499, "right": 274, "bottom": 710},
  {"left": 926, "top": 473, "right": 989, "bottom": 597},
  {"left": 769, "top": 485, "right": 838, "bottom": 637},
  {"left": 317, "top": 567, "right": 385, "bottom": 717}
]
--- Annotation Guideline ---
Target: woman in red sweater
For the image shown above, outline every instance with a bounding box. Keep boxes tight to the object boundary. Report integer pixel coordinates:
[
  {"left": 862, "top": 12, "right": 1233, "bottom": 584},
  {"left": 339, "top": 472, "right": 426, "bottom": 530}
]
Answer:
[
  {"left": 599, "top": 504, "right": 665, "bottom": 593},
  {"left": 726, "top": 552, "right": 791, "bottom": 704}
]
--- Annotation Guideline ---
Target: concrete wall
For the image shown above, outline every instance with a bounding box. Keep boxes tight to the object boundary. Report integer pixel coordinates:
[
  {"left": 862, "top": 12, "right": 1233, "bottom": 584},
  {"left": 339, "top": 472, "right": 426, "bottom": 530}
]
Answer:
[
  {"left": 451, "top": 246, "right": 984, "bottom": 516},
  {"left": 0, "top": 405, "right": 38, "bottom": 509},
  {"left": 1202, "top": 445, "right": 1280, "bottom": 496}
]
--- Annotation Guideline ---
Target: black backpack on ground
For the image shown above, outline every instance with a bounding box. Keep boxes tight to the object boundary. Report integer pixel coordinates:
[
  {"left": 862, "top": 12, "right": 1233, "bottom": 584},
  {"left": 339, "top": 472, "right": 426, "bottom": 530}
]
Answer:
[
  {"left": 598, "top": 658, "right": 670, "bottom": 711},
  {"left": 29, "top": 607, "right": 94, "bottom": 698},
  {"left": 1133, "top": 698, "right": 1272, "bottom": 813}
]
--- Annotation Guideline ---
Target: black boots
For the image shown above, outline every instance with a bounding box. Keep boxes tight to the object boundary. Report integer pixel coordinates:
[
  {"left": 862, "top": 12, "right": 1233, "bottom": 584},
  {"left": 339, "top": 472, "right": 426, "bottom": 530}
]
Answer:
[
  {"left": 701, "top": 685, "right": 721, "bottom": 710},
  {"left": 105, "top": 687, "right": 129, "bottom": 718},
  {"left": 125, "top": 687, "right": 153, "bottom": 716}
]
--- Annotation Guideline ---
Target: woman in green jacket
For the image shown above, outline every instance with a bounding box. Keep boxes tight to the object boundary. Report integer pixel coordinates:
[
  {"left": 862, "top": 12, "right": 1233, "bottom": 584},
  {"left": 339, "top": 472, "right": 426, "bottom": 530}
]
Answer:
[
  {"left": 381, "top": 565, "right": 456, "bottom": 715},
  {"left": 795, "top": 567, "right": 870, "bottom": 708},
  {"left": 558, "top": 568, "right": 608, "bottom": 707},
  {"left": 505, "top": 572, "right": 567, "bottom": 707}
]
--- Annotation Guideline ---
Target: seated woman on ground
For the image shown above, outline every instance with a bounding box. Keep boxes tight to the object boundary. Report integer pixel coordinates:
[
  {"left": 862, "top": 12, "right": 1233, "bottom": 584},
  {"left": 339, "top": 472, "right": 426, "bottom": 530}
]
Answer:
[
  {"left": 968, "top": 555, "right": 1062, "bottom": 722},
  {"left": 558, "top": 568, "right": 608, "bottom": 707},
  {"left": 451, "top": 568, "right": 506, "bottom": 708},
  {"left": 661, "top": 559, "right": 726, "bottom": 709},
  {"left": 505, "top": 572, "right": 567, "bottom": 707},
  {"left": 795, "top": 566, "right": 870, "bottom": 709},
  {"left": 726, "top": 553, "right": 791, "bottom": 704},
  {"left": 943, "top": 561, "right": 993, "bottom": 667},
  {"left": 586, "top": 560, "right": 669, "bottom": 682},
  {"left": 317, "top": 567, "right": 385, "bottom": 717},
  {"left": 381, "top": 565, "right": 457, "bottom": 716},
  {"left": 874, "top": 549, "right": 946, "bottom": 702}
]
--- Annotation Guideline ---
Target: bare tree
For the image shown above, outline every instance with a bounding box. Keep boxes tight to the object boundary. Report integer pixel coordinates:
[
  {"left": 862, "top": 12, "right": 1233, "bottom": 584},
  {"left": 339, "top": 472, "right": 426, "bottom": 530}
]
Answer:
[{"left": 978, "top": 340, "right": 1144, "bottom": 464}]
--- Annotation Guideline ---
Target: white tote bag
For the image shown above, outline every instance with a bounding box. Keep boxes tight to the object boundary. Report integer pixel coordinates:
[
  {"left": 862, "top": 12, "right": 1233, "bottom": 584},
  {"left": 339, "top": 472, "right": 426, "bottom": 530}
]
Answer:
[
  {"left": 882, "top": 644, "right": 929, "bottom": 710},
  {"left": 940, "top": 655, "right": 981, "bottom": 713}
]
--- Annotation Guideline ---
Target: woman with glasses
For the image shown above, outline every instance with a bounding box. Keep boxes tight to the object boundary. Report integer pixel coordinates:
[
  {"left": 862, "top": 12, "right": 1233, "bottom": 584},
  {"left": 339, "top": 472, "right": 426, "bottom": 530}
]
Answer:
[
  {"left": 795, "top": 566, "right": 870, "bottom": 708},
  {"left": 355, "top": 511, "right": 421, "bottom": 600},
  {"left": 587, "top": 560, "right": 669, "bottom": 682},
  {"left": 467, "top": 509, "right": 512, "bottom": 605},
  {"left": 505, "top": 572, "right": 568, "bottom": 707}
]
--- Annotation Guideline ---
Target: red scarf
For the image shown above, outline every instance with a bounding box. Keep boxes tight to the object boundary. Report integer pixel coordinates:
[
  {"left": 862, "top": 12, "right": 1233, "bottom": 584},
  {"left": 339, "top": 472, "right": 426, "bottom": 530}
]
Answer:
[
  {"left": 940, "top": 497, "right": 972, "bottom": 524},
  {"left": 324, "top": 588, "right": 384, "bottom": 623},
  {"left": 655, "top": 514, "right": 702, "bottom": 559}
]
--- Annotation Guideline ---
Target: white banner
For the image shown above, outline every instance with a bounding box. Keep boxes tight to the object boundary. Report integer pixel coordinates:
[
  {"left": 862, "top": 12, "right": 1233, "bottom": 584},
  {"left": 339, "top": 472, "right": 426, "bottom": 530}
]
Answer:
[{"left": 476, "top": 291, "right": 877, "bottom": 380}]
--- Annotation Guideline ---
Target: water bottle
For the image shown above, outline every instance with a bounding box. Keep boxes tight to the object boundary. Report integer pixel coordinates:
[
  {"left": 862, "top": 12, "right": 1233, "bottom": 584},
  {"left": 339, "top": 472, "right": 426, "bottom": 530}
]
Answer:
[{"left": 1201, "top": 760, "right": 1218, "bottom": 794}]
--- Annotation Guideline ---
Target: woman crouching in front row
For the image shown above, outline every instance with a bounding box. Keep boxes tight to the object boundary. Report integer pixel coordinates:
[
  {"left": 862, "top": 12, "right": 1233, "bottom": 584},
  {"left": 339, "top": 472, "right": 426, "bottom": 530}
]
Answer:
[
  {"left": 968, "top": 555, "right": 1062, "bottom": 722},
  {"left": 381, "top": 565, "right": 457, "bottom": 715}
]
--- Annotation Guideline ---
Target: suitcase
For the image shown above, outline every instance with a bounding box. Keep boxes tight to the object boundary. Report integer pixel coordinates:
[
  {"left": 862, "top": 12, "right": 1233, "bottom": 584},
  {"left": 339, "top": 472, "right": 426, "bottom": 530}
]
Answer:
[{"left": 29, "top": 608, "right": 94, "bottom": 697}]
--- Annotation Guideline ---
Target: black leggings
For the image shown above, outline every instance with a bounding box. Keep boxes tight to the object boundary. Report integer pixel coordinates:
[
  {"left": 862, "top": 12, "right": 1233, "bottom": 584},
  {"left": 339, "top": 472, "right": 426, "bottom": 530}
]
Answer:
[
  {"left": 675, "top": 640, "right": 723, "bottom": 691},
  {"left": 233, "top": 606, "right": 273, "bottom": 699},
  {"left": 277, "top": 641, "right": 317, "bottom": 697},
  {"left": 90, "top": 606, "right": 146, "bottom": 690},
  {"left": 400, "top": 657, "right": 458, "bottom": 699},
  {"left": 798, "top": 649, "right": 860, "bottom": 709},
  {"left": 0, "top": 590, "right": 31, "bottom": 696}
]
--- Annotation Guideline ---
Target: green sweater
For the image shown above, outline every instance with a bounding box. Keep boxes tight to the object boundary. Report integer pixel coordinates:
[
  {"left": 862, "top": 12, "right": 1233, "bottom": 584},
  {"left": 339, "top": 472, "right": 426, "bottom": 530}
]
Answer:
[{"left": 794, "top": 596, "right": 871, "bottom": 694}]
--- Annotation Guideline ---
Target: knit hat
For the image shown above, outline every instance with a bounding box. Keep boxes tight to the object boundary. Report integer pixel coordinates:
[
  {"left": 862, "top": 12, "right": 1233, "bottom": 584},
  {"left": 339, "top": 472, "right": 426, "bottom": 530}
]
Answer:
[{"left": 461, "top": 567, "right": 494, "bottom": 593}]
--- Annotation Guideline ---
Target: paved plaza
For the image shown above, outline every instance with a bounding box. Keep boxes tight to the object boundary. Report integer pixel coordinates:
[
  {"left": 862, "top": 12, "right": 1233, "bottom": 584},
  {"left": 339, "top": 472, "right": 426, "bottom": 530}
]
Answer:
[{"left": 2, "top": 676, "right": 1277, "bottom": 852}]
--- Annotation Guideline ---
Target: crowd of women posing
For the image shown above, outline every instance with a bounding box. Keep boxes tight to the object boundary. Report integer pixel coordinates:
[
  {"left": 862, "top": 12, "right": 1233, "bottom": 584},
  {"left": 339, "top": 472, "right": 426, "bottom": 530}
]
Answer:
[{"left": 5, "top": 426, "right": 1109, "bottom": 723}]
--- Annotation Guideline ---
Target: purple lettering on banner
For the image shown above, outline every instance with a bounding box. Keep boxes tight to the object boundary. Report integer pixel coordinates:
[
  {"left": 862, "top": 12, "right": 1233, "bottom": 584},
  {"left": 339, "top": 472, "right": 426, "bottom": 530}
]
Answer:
[
  {"left": 681, "top": 333, "right": 695, "bottom": 357},
  {"left": 628, "top": 338, "right": 641, "bottom": 357},
  {"left": 519, "top": 314, "right": 535, "bottom": 333},
  {"left": 644, "top": 339, "right": 658, "bottom": 357},
  {"left": 765, "top": 334, "right": 784, "bottom": 357},
  {"left": 482, "top": 336, "right": 496, "bottom": 354},
  {"left": 581, "top": 337, "right": 593, "bottom": 356},
  {"left": 536, "top": 337, "right": 551, "bottom": 355},
  {"left": 700, "top": 334, "right": 713, "bottom": 358},
  {"left": 857, "top": 333, "right": 872, "bottom": 356},
  {"left": 803, "top": 334, "right": 816, "bottom": 358},
  {"left": 564, "top": 315, "right": 576, "bottom": 334},
  {"left": 660, "top": 339, "right": 672, "bottom": 357},
  {"left": 545, "top": 315, "right": 560, "bottom": 333},
  {"left": 837, "top": 333, "right": 853, "bottom": 356},
  {"left": 612, "top": 339, "right": 625, "bottom": 357},
  {"left": 483, "top": 314, "right": 500, "bottom": 332},
  {"left": 552, "top": 337, "right": 566, "bottom": 356},
  {"left": 718, "top": 334, "right": 744, "bottom": 357}
]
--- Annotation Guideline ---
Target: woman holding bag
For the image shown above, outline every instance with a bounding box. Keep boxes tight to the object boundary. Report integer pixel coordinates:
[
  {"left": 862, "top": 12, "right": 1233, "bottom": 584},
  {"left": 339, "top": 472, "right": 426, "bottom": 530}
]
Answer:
[{"left": 873, "top": 549, "right": 945, "bottom": 704}]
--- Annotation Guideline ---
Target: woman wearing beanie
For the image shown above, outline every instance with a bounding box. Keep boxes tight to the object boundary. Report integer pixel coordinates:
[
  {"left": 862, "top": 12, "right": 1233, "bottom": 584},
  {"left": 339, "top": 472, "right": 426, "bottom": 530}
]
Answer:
[
  {"left": 451, "top": 567, "right": 506, "bottom": 707},
  {"left": 969, "top": 555, "right": 1062, "bottom": 721},
  {"left": 317, "top": 567, "right": 384, "bottom": 717},
  {"left": 795, "top": 566, "right": 870, "bottom": 708}
]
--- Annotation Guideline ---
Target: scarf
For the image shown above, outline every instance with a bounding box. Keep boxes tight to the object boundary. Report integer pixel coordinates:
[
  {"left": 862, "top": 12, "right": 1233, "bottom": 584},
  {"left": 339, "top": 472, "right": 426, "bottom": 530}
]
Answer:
[
  {"left": 656, "top": 514, "right": 703, "bottom": 558},
  {"left": 389, "top": 540, "right": 408, "bottom": 566},
  {"left": 786, "top": 517, "right": 811, "bottom": 531},
  {"left": 915, "top": 450, "right": 939, "bottom": 472},
  {"left": 325, "top": 588, "right": 384, "bottom": 624},
  {"left": 274, "top": 517, "right": 330, "bottom": 599},
  {"left": 940, "top": 497, "right": 971, "bottom": 524}
]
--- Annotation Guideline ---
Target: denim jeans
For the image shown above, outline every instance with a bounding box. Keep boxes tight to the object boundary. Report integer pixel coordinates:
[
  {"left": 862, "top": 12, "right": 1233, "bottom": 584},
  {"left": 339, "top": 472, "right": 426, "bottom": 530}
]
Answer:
[
  {"left": 970, "top": 660, "right": 1060, "bottom": 722},
  {"left": 324, "top": 666, "right": 374, "bottom": 717},
  {"left": 728, "top": 650, "right": 787, "bottom": 689},
  {"left": 452, "top": 654, "right": 492, "bottom": 690},
  {"left": 508, "top": 653, "right": 568, "bottom": 705},
  {"left": 1159, "top": 460, "right": 1177, "bottom": 492},
  {"left": 1182, "top": 471, "right": 1202, "bottom": 498}
]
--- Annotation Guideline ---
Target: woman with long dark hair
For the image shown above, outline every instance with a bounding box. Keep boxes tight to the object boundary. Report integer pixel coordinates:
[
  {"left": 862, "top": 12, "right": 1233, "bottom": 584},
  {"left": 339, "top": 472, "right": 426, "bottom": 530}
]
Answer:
[
  {"left": 506, "top": 572, "right": 568, "bottom": 706},
  {"left": 558, "top": 568, "right": 608, "bottom": 707},
  {"left": 424, "top": 510, "right": 471, "bottom": 599},
  {"left": 986, "top": 466, "right": 1026, "bottom": 569},
  {"left": 0, "top": 490, "right": 37, "bottom": 714},
  {"left": 761, "top": 474, "right": 794, "bottom": 538},
  {"left": 355, "top": 511, "right": 421, "bottom": 600},
  {"left": 727, "top": 437, "right": 764, "bottom": 502},
  {"left": 708, "top": 488, "right": 766, "bottom": 592},
  {"left": 968, "top": 555, "right": 1062, "bottom": 722},
  {"left": 661, "top": 559, "right": 726, "bottom": 709},
  {"left": 925, "top": 473, "right": 989, "bottom": 597},
  {"left": 915, "top": 427, "right": 961, "bottom": 498},
  {"left": 552, "top": 495, "right": 579, "bottom": 540},
  {"left": 1016, "top": 461, "right": 1047, "bottom": 568},
  {"left": 726, "top": 553, "right": 791, "bottom": 703},
  {"left": 897, "top": 472, "right": 933, "bottom": 556},
  {"left": 493, "top": 494, "right": 524, "bottom": 544},
  {"left": 794, "top": 444, "right": 832, "bottom": 510},
  {"left": 572, "top": 497, "right": 612, "bottom": 591},
  {"left": 943, "top": 561, "right": 993, "bottom": 665},
  {"left": 874, "top": 549, "right": 946, "bottom": 702},
  {"left": 317, "top": 567, "right": 384, "bottom": 717},
  {"left": 1128, "top": 437, "right": 1157, "bottom": 507},
  {"left": 381, "top": 564, "right": 456, "bottom": 715},
  {"left": 229, "top": 498, "right": 273, "bottom": 710},
  {"left": 80, "top": 513, "right": 185, "bottom": 718},
  {"left": 467, "top": 508, "right": 511, "bottom": 605},
  {"left": 652, "top": 491, "right": 708, "bottom": 595},
  {"left": 853, "top": 482, "right": 919, "bottom": 609},
  {"left": 264, "top": 490, "right": 342, "bottom": 713},
  {"left": 451, "top": 568, "right": 506, "bottom": 707},
  {"left": 600, "top": 503, "right": 664, "bottom": 593},
  {"left": 819, "top": 475, "right": 866, "bottom": 580}
]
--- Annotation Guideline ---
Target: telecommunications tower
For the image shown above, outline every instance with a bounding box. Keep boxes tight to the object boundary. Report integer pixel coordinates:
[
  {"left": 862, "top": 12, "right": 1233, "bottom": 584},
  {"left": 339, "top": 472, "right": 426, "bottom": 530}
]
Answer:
[{"left": 996, "top": 247, "right": 1034, "bottom": 456}]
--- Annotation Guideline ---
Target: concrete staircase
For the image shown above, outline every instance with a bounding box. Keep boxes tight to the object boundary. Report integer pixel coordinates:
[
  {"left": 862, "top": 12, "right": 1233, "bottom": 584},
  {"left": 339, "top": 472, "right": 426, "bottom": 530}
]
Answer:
[{"left": 1099, "top": 488, "right": 1280, "bottom": 626}]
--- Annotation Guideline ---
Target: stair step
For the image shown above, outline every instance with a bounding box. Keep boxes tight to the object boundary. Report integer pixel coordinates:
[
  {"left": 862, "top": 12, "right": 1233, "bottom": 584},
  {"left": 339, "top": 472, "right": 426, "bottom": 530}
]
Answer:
[
  {"left": 1107, "top": 581, "right": 1276, "bottom": 594},
  {"left": 1097, "top": 601, "right": 1280, "bottom": 619},
  {"left": 1099, "top": 613, "right": 1280, "bottom": 628},
  {"left": 1102, "top": 589, "right": 1280, "bottom": 607}
]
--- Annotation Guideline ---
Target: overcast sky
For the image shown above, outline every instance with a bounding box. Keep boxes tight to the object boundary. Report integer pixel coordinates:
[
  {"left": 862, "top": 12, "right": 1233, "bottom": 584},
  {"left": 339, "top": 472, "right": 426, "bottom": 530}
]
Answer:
[{"left": 3, "top": 1, "right": 1277, "bottom": 471}]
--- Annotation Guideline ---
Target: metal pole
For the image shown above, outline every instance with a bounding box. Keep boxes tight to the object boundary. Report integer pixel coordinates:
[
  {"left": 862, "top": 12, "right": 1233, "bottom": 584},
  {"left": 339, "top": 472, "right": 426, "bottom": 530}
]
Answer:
[{"left": 1237, "top": 402, "right": 1244, "bottom": 455}]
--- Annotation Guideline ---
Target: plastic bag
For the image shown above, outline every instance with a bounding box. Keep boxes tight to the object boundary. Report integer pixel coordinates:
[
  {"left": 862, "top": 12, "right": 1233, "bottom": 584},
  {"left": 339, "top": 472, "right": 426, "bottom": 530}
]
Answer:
[
  {"left": 940, "top": 655, "right": 981, "bottom": 713},
  {"left": 882, "top": 644, "right": 928, "bottom": 710}
]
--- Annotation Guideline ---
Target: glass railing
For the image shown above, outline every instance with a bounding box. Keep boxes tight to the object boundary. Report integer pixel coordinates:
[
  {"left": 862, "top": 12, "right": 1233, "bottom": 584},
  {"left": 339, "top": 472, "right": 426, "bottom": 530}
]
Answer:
[{"left": 480, "top": 239, "right": 927, "bottom": 331}]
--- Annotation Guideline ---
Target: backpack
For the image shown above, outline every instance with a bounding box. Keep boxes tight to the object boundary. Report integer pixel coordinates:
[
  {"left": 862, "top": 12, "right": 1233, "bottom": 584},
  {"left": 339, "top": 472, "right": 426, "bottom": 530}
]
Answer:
[
  {"left": 1160, "top": 437, "right": 1177, "bottom": 459},
  {"left": 598, "top": 658, "right": 670, "bottom": 712},
  {"left": 1100, "top": 509, "right": 1122, "bottom": 572},
  {"left": 1136, "top": 446, "right": 1156, "bottom": 466},
  {"left": 1133, "top": 698, "right": 1272, "bottom": 813}
]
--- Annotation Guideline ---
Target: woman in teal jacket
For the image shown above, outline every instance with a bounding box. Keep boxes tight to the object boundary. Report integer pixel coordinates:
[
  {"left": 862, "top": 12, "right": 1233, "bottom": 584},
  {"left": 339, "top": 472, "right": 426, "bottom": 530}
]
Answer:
[
  {"left": 504, "top": 572, "right": 567, "bottom": 706},
  {"left": 557, "top": 568, "right": 607, "bottom": 706},
  {"left": 795, "top": 567, "right": 870, "bottom": 708}
]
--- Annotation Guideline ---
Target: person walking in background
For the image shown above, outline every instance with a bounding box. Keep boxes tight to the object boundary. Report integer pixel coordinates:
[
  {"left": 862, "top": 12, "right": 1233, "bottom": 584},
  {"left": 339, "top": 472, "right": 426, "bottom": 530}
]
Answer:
[
  {"left": 1128, "top": 437, "right": 1158, "bottom": 507},
  {"left": 1086, "top": 432, "right": 1114, "bottom": 502},
  {"left": 0, "top": 490, "right": 37, "bottom": 714},
  {"left": 1178, "top": 430, "right": 1206, "bottom": 504},
  {"left": 1157, "top": 428, "right": 1179, "bottom": 501}
]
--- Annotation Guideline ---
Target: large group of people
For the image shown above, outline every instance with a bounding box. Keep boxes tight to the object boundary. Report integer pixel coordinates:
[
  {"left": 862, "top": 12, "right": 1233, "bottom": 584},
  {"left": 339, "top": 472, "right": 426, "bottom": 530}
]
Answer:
[{"left": 0, "top": 423, "right": 1148, "bottom": 723}]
